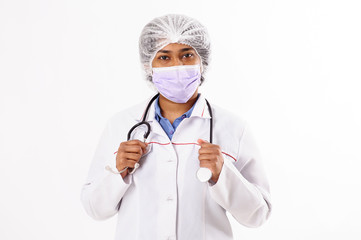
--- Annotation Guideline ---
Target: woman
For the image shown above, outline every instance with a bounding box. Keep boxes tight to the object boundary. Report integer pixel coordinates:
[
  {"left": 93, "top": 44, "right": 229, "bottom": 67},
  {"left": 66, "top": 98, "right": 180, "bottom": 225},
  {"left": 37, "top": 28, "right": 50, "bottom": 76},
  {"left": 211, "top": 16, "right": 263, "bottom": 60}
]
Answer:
[{"left": 81, "top": 14, "right": 271, "bottom": 240}]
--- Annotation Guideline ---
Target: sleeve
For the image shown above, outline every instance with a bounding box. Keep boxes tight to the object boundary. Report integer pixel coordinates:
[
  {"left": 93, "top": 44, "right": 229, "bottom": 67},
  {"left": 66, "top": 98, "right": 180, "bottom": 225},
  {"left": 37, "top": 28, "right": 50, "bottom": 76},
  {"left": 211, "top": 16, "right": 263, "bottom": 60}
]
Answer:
[
  {"left": 80, "top": 117, "right": 133, "bottom": 220},
  {"left": 207, "top": 123, "right": 272, "bottom": 228}
]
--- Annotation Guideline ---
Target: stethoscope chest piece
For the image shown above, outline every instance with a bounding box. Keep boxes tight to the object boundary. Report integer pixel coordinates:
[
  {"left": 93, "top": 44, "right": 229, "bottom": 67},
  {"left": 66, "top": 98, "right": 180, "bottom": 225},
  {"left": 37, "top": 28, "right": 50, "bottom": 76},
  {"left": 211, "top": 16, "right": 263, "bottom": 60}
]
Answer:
[{"left": 196, "top": 167, "right": 213, "bottom": 182}]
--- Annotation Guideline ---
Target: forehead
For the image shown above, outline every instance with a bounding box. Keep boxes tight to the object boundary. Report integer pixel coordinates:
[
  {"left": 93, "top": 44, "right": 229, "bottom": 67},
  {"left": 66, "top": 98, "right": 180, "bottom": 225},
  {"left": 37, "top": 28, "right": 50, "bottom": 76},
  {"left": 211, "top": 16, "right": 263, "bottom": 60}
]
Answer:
[{"left": 157, "top": 43, "right": 195, "bottom": 52}]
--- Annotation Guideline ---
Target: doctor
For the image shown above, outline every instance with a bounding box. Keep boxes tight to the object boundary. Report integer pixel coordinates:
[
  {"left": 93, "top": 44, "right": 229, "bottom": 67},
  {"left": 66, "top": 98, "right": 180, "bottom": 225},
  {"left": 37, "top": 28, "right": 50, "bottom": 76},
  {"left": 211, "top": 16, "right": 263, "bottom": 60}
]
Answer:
[{"left": 81, "top": 14, "right": 271, "bottom": 240}]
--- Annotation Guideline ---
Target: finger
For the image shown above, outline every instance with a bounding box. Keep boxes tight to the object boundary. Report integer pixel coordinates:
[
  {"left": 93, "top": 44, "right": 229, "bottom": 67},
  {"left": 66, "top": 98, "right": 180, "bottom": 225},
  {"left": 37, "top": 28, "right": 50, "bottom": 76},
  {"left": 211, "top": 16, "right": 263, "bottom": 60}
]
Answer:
[
  {"left": 125, "top": 140, "right": 144, "bottom": 145},
  {"left": 116, "top": 152, "right": 136, "bottom": 163},
  {"left": 123, "top": 152, "right": 142, "bottom": 161},
  {"left": 200, "top": 145, "right": 222, "bottom": 155},
  {"left": 125, "top": 140, "right": 147, "bottom": 154},
  {"left": 124, "top": 145, "right": 143, "bottom": 154},
  {"left": 197, "top": 139, "right": 214, "bottom": 149},
  {"left": 197, "top": 138, "right": 208, "bottom": 145},
  {"left": 125, "top": 140, "right": 147, "bottom": 148},
  {"left": 132, "top": 140, "right": 148, "bottom": 150},
  {"left": 139, "top": 142, "right": 148, "bottom": 154},
  {"left": 199, "top": 161, "right": 215, "bottom": 169},
  {"left": 117, "top": 159, "right": 139, "bottom": 171},
  {"left": 198, "top": 154, "right": 217, "bottom": 161},
  {"left": 198, "top": 147, "right": 219, "bottom": 154}
]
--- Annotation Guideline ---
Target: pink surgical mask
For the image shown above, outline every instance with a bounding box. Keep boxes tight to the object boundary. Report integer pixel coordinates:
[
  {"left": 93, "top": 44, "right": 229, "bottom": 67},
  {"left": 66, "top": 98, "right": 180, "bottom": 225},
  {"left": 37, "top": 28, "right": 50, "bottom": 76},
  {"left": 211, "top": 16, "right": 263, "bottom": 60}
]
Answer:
[{"left": 152, "top": 64, "right": 201, "bottom": 103}]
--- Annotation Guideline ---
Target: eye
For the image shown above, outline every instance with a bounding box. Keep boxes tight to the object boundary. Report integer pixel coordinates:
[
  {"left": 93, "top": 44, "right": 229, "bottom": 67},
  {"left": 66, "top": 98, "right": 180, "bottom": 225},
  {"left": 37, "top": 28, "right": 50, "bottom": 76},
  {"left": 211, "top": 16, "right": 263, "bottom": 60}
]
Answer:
[
  {"left": 183, "top": 53, "right": 194, "bottom": 58},
  {"left": 158, "top": 55, "right": 170, "bottom": 60}
]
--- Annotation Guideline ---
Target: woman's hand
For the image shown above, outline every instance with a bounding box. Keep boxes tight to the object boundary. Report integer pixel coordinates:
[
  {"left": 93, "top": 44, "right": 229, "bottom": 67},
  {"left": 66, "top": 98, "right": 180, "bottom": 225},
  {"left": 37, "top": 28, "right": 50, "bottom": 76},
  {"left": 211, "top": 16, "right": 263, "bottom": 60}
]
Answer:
[
  {"left": 116, "top": 140, "right": 148, "bottom": 179},
  {"left": 197, "top": 139, "right": 224, "bottom": 183}
]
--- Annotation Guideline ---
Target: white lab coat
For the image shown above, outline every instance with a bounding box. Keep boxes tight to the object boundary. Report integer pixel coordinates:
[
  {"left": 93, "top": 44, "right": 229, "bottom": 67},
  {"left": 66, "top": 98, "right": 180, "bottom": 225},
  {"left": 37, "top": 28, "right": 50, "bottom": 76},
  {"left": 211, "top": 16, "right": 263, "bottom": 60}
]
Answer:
[{"left": 81, "top": 94, "right": 271, "bottom": 240}]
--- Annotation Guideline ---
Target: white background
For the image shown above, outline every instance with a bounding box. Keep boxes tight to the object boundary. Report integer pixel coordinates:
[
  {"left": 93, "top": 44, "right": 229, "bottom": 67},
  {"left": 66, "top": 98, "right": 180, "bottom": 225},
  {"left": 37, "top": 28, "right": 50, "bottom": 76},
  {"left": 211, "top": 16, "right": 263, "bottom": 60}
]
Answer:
[{"left": 1, "top": 0, "right": 360, "bottom": 239}]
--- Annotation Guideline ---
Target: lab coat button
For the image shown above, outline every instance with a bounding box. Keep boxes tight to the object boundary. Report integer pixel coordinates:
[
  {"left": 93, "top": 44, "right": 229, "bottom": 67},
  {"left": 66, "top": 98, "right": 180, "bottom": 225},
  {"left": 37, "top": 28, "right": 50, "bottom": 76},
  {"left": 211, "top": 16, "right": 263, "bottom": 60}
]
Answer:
[{"left": 166, "top": 195, "right": 173, "bottom": 201}]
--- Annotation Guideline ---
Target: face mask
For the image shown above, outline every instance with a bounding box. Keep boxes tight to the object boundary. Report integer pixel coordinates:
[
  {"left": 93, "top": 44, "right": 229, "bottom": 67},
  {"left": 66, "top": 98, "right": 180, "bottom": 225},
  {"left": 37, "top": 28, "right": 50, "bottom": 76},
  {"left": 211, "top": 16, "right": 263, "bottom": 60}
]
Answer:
[{"left": 152, "top": 64, "right": 201, "bottom": 103}]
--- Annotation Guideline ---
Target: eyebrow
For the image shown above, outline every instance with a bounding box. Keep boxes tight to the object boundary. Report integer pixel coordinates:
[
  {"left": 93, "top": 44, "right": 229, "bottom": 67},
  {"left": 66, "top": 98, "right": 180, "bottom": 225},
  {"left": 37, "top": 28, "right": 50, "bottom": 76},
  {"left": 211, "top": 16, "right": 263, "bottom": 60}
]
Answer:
[{"left": 158, "top": 48, "right": 194, "bottom": 54}]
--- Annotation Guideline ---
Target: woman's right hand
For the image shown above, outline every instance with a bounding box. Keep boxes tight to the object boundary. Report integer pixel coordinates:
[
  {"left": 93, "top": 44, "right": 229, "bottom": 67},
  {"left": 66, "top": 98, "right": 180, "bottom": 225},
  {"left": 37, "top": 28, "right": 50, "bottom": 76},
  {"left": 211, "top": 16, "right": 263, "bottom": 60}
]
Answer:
[{"left": 116, "top": 140, "right": 148, "bottom": 179}]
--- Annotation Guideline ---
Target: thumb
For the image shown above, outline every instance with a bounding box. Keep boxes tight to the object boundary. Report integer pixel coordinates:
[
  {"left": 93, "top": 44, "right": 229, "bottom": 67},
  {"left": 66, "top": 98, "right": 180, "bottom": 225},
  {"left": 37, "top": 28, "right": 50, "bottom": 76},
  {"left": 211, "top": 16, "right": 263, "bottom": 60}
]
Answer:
[{"left": 197, "top": 138, "right": 208, "bottom": 145}]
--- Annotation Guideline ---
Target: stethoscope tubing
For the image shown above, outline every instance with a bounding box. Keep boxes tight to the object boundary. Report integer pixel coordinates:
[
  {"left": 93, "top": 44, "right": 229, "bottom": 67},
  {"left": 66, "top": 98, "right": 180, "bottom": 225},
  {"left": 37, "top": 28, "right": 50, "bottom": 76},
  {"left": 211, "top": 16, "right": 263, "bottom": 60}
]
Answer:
[
  {"left": 128, "top": 93, "right": 213, "bottom": 143},
  {"left": 127, "top": 93, "right": 160, "bottom": 141},
  {"left": 127, "top": 93, "right": 214, "bottom": 182}
]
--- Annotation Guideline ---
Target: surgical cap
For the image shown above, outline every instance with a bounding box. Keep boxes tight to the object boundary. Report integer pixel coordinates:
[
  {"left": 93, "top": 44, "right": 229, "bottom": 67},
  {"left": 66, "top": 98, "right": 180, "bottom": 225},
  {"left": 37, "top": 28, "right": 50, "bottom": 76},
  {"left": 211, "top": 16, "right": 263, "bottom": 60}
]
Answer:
[{"left": 139, "top": 14, "right": 211, "bottom": 83}]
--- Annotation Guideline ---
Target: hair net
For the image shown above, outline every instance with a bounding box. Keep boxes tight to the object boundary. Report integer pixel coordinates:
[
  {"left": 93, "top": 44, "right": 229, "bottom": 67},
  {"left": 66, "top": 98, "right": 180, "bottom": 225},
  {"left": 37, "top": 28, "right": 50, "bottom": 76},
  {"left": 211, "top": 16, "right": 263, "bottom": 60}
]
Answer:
[{"left": 139, "top": 14, "right": 211, "bottom": 83}]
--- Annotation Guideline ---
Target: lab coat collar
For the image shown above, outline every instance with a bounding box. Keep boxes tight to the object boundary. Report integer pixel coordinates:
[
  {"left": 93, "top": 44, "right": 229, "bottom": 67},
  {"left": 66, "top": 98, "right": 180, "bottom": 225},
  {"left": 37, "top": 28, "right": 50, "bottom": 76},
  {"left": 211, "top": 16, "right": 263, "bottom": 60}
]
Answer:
[
  {"left": 190, "top": 93, "right": 212, "bottom": 119},
  {"left": 136, "top": 93, "right": 211, "bottom": 122}
]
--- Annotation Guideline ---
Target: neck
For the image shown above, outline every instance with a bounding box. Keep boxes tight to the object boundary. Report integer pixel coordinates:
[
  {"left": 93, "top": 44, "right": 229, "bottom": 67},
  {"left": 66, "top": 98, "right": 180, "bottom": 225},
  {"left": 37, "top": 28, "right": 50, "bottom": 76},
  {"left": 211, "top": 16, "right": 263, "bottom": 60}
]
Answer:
[{"left": 159, "top": 91, "right": 199, "bottom": 124}]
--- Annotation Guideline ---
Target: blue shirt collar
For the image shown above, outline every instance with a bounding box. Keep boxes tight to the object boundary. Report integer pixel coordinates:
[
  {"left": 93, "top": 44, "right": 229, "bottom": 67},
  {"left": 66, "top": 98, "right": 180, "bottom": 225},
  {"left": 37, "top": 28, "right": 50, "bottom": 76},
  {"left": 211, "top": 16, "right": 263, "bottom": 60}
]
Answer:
[{"left": 154, "top": 94, "right": 199, "bottom": 121}]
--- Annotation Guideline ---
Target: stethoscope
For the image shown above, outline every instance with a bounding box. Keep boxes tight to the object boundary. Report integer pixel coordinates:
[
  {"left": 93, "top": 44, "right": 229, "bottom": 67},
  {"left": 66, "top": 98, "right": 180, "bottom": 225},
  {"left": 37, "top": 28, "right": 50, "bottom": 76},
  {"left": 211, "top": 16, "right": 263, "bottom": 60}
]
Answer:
[{"left": 126, "top": 93, "right": 214, "bottom": 182}]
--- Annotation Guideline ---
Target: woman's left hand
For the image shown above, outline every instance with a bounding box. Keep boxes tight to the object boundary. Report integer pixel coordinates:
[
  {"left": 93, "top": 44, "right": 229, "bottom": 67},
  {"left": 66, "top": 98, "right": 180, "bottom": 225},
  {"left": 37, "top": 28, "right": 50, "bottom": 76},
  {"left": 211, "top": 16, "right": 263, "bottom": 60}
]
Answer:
[{"left": 197, "top": 139, "right": 224, "bottom": 183}]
